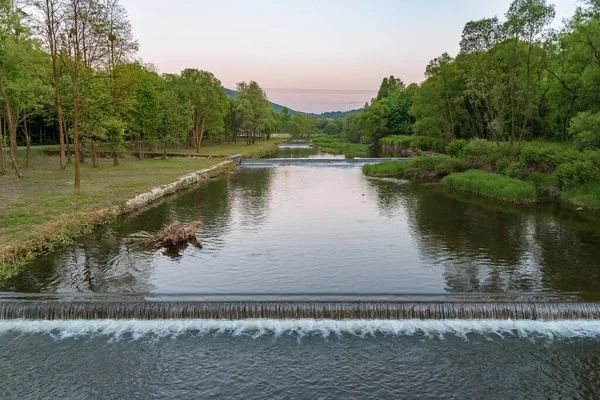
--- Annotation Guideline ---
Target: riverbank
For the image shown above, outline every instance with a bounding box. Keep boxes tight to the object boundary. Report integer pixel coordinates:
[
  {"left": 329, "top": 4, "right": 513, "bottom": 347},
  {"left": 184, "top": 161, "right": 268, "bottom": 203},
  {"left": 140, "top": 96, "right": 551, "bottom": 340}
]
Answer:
[
  {"left": 0, "top": 140, "right": 278, "bottom": 274},
  {"left": 367, "top": 136, "right": 600, "bottom": 209},
  {"left": 311, "top": 135, "right": 370, "bottom": 158}
]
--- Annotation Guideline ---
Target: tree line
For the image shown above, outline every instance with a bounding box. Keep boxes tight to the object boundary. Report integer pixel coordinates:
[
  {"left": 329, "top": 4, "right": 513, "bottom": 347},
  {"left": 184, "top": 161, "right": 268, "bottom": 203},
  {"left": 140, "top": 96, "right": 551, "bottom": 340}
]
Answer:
[
  {"left": 340, "top": 0, "right": 600, "bottom": 149},
  {"left": 0, "top": 0, "right": 280, "bottom": 193}
]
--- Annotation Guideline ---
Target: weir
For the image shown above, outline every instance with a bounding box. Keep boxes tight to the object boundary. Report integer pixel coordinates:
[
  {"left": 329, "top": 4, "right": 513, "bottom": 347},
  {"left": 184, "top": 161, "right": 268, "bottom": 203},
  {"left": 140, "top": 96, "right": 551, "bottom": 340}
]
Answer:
[
  {"left": 240, "top": 158, "right": 408, "bottom": 166},
  {"left": 2, "top": 301, "right": 600, "bottom": 320}
]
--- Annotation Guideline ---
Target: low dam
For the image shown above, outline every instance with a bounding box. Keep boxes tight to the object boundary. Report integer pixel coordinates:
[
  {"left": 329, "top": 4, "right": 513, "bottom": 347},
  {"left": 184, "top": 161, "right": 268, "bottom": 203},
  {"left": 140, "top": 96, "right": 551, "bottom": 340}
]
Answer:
[
  {"left": 241, "top": 157, "right": 408, "bottom": 166},
  {"left": 2, "top": 300, "right": 600, "bottom": 320}
]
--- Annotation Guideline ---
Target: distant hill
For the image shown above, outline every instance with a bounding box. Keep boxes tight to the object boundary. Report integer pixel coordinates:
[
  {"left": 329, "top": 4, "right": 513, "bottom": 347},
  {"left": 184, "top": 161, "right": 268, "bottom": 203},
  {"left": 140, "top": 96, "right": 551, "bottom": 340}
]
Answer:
[
  {"left": 320, "top": 109, "right": 363, "bottom": 119},
  {"left": 224, "top": 88, "right": 303, "bottom": 116},
  {"left": 223, "top": 88, "right": 362, "bottom": 119}
]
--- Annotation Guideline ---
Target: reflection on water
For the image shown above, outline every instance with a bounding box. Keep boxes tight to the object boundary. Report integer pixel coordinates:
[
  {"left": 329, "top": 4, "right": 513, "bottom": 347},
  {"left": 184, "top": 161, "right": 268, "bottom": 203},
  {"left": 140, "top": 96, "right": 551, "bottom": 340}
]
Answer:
[
  {"left": 264, "top": 147, "right": 345, "bottom": 159},
  {"left": 3, "top": 166, "right": 600, "bottom": 298}
]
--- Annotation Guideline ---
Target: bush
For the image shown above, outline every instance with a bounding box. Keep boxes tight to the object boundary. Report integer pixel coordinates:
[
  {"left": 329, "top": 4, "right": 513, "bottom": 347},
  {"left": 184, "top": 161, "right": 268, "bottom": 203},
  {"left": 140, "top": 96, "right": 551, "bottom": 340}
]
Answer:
[
  {"left": 504, "top": 161, "right": 529, "bottom": 180},
  {"left": 554, "top": 160, "right": 599, "bottom": 188},
  {"left": 442, "top": 170, "right": 537, "bottom": 203},
  {"left": 460, "top": 139, "right": 505, "bottom": 164},
  {"left": 446, "top": 139, "right": 468, "bottom": 157},
  {"left": 363, "top": 155, "right": 468, "bottom": 178},
  {"left": 562, "top": 181, "right": 600, "bottom": 210},
  {"left": 569, "top": 111, "right": 600, "bottom": 150},
  {"left": 380, "top": 135, "right": 447, "bottom": 153},
  {"left": 312, "top": 135, "right": 369, "bottom": 157},
  {"left": 526, "top": 172, "right": 560, "bottom": 189},
  {"left": 518, "top": 142, "right": 581, "bottom": 170}
]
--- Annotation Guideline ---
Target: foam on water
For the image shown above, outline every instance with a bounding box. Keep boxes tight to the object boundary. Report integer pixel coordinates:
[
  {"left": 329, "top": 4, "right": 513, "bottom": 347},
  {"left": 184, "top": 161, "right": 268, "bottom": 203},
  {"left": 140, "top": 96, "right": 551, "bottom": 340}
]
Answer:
[{"left": 2, "top": 319, "right": 600, "bottom": 341}]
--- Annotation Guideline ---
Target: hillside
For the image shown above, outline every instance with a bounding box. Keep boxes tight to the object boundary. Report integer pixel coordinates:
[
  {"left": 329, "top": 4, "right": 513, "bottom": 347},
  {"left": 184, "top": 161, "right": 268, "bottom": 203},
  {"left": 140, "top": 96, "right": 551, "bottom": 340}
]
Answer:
[{"left": 223, "top": 88, "right": 362, "bottom": 119}]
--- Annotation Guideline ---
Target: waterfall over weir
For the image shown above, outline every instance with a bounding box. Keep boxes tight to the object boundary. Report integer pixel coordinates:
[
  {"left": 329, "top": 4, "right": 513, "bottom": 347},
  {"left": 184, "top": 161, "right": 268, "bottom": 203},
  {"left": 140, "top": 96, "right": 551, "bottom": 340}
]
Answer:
[{"left": 2, "top": 301, "right": 600, "bottom": 321}]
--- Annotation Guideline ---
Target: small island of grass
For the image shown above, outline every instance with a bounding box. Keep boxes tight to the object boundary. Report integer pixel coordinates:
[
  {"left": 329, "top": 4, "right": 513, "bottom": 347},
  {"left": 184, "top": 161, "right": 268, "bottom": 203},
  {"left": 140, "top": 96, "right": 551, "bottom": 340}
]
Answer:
[{"left": 442, "top": 170, "right": 538, "bottom": 204}]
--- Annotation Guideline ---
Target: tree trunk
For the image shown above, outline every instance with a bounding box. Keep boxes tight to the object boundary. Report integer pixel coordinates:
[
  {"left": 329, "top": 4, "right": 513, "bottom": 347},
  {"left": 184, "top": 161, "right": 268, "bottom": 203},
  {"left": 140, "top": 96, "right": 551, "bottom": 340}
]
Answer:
[
  {"left": 72, "top": 79, "right": 81, "bottom": 195},
  {"left": 64, "top": 117, "right": 72, "bottom": 164},
  {"left": 113, "top": 150, "right": 119, "bottom": 166},
  {"left": 0, "top": 116, "right": 7, "bottom": 175},
  {"left": 197, "top": 116, "right": 207, "bottom": 152},
  {"left": 24, "top": 118, "right": 31, "bottom": 168},
  {"left": 0, "top": 79, "right": 23, "bottom": 178},
  {"left": 91, "top": 142, "right": 98, "bottom": 167}
]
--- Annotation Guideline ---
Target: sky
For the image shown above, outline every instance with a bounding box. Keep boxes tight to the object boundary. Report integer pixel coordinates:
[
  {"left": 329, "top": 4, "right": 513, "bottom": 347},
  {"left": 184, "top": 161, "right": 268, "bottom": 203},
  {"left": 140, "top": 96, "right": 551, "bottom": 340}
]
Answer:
[{"left": 121, "top": 0, "right": 581, "bottom": 113}]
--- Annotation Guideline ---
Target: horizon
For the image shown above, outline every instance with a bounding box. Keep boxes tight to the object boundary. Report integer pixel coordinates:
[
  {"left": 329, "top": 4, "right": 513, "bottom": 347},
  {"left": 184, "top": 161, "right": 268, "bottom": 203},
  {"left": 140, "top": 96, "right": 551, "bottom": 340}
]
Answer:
[{"left": 123, "top": 0, "right": 579, "bottom": 113}]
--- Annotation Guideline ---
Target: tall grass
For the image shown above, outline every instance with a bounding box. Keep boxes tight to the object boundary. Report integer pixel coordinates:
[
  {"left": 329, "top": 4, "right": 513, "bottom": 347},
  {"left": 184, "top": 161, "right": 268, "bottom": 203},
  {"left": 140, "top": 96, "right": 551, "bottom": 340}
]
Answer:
[
  {"left": 363, "top": 156, "right": 468, "bottom": 178},
  {"left": 561, "top": 181, "right": 600, "bottom": 210},
  {"left": 312, "top": 135, "right": 369, "bottom": 157},
  {"left": 442, "top": 169, "right": 537, "bottom": 204}
]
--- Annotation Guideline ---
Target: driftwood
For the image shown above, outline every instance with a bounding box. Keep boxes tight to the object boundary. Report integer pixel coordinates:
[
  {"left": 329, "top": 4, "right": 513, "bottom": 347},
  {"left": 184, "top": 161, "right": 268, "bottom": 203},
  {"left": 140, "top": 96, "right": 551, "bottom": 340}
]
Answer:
[{"left": 128, "top": 221, "right": 202, "bottom": 248}]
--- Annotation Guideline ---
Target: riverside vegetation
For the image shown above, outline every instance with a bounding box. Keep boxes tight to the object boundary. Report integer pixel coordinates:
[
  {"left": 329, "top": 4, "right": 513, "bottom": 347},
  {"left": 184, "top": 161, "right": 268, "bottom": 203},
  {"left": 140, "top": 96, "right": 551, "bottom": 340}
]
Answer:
[
  {"left": 353, "top": 0, "right": 600, "bottom": 208},
  {"left": 363, "top": 136, "right": 600, "bottom": 207}
]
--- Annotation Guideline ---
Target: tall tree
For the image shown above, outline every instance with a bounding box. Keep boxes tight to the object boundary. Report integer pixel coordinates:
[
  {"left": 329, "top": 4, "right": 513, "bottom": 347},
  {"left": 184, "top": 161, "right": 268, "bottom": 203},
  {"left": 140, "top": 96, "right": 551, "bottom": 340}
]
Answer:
[
  {"left": 235, "top": 80, "right": 271, "bottom": 145},
  {"left": 177, "top": 69, "right": 228, "bottom": 152}
]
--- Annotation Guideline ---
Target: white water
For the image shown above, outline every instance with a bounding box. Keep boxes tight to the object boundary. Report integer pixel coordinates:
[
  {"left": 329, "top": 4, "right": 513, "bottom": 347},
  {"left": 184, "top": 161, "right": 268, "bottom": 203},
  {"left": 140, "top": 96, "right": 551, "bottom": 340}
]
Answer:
[{"left": 2, "top": 319, "right": 600, "bottom": 341}]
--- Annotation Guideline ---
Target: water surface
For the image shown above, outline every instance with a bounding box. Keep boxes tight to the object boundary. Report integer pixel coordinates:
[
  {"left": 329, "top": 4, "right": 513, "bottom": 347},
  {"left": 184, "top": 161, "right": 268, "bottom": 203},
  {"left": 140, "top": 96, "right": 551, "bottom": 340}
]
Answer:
[{"left": 3, "top": 163, "right": 600, "bottom": 299}]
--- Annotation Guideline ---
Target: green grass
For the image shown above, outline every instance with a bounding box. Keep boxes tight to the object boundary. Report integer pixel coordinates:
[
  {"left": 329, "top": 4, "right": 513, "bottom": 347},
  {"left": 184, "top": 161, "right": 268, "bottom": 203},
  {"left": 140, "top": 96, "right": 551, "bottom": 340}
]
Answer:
[
  {"left": 442, "top": 169, "right": 538, "bottom": 204},
  {"left": 363, "top": 156, "right": 468, "bottom": 179},
  {"left": 311, "top": 135, "right": 369, "bottom": 157},
  {"left": 0, "top": 154, "right": 224, "bottom": 245},
  {"left": 561, "top": 181, "right": 600, "bottom": 210}
]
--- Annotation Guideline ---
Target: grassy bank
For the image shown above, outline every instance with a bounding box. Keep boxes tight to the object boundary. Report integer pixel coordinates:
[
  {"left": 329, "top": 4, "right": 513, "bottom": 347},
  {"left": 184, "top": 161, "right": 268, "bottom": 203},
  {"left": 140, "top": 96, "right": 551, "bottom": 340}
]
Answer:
[
  {"left": 442, "top": 170, "right": 538, "bottom": 204},
  {"left": 0, "top": 140, "right": 278, "bottom": 273},
  {"left": 311, "top": 135, "right": 369, "bottom": 158},
  {"left": 562, "top": 182, "right": 600, "bottom": 210},
  {"left": 363, "top": 156, "right": 468, "bottom": 179},
  {"left": 372, "top": 136, "right": 600, "bottom": 210}
]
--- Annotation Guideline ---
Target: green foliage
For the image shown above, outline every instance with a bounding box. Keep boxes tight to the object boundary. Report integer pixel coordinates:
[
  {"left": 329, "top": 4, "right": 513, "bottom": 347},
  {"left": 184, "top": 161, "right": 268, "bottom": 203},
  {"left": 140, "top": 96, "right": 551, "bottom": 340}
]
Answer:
[
  {"left": 518, "top": 142, "right": 581, "bottom": 170},
  {"left": 290, "top": 114, "right": 317, "bottom": 140},
  {"left": 526, "top": 172, "right": 560, "bottom": 188},
  {"left": 445, "top": 139, "right": 469, "bottom": 157},
  {"left": 363, "top": 156, "right": 468, "bottom": 178},
  {"left": 442, "top": 170, "right": 538, "bottom": 203},
  {"left": 569, "top": 111, "right": 600, "bottom": 149},
  {"left": 235, "top": 81, "right": 273, "bottom": 144},
  {"left": 460, "top": 139, "right": 501, "bottom": 159},
  {"left": 380, "top": 135, "right": 448, "bottom": 152},
  {"left": 312, "top": 135, "right": 369, "bottom": 157},
  {"left": 554, "top": 160, "right": 599, "bottom": 188},
  {"left": 561, "top": 181, "right": 600, "bottom": 209}
]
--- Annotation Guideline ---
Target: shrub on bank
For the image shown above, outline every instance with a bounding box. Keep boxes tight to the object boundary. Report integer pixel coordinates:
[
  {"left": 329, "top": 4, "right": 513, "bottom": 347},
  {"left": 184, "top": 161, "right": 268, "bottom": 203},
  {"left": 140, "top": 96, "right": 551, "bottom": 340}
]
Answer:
[
  {"left": 312, "top": 135, "right": 369, "bottom": 156},
  {"left": 561, "top": 181, "right": 600, "bottom": 210},
  {"left": 445, "top": 139, "right": 468, "bottom": 157},
  {"left": 363, "top": 156, "right": 468, "bottom": 178},
  {"left": 554, "top": 160, "right": 599, "bottom": 188},
  {"left": 380, "top": 135, "right": 448, "bottom": 153},
  {"left": 442, "top": 170, "right": 537, "bottom": 204}
]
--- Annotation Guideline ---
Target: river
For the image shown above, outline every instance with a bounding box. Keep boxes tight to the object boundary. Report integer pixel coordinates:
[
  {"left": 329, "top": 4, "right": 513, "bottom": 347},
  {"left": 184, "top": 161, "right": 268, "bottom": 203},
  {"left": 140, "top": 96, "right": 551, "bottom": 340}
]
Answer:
[{"left": 2, "top": 147, "right": 600, "bottom": 398}]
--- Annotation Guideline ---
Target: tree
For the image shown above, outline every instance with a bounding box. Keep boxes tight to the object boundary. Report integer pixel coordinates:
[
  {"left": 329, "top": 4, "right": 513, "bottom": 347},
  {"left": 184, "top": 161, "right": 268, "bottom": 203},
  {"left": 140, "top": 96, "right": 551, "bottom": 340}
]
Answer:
[
  {"left": 504, "top": 0, "right": 556, "bottom": 144},
  {"left": 159, "top": 89, "right": 192, "bottom": 150},
  {"left": 0, "top": 0, "right": 48, "bottom": 177},
  {"left": 34, "top": 0, "right": 68, "bottom": 169},
  {"left": 177, "top": 69, "right": 228, "bottom": 152},
  {"left": 235, "top": 80, "right": 271, "bottom": 145},
  {"left": 279, "top": 106, "right": 291, "bottom": 133}
]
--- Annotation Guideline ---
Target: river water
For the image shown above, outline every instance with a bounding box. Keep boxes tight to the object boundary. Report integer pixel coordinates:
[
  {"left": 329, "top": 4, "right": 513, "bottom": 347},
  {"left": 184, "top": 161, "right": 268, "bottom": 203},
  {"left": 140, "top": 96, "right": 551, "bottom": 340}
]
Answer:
[{"left": 2, "top": 147, "right": 600, "bottom": 398}]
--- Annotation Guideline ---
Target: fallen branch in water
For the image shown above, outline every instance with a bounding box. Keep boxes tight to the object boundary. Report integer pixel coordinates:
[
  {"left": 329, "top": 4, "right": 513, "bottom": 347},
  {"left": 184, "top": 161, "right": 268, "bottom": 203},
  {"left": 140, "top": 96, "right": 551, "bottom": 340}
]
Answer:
[{"left": 128, "top": 221, "right": 202, "bottom": 248}]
